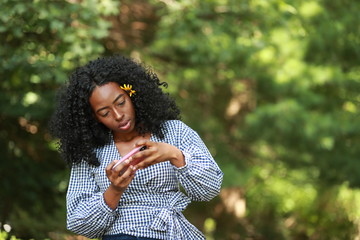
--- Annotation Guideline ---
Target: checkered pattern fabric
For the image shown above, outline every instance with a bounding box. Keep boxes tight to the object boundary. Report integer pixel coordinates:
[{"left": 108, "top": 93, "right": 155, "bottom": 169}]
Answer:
[{"left": 66, "top": 120, "right": 223, "bottom": 239}]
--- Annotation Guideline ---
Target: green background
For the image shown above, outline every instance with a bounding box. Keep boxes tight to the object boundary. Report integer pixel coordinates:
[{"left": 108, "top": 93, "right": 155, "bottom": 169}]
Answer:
[{"left": 1, "top": 0, "right": 360, "bottom": 239}]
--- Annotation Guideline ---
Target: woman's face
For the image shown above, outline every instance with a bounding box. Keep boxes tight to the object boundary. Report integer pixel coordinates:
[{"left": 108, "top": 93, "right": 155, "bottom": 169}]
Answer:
[{"left": 89, "top": 82, "right": 136, "bottom": 136}]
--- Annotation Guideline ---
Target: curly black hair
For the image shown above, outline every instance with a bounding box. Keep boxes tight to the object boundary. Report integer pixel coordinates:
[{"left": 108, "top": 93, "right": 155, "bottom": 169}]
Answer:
[{"left": 50, "top": 55, "right": 181, "bottom": 167}]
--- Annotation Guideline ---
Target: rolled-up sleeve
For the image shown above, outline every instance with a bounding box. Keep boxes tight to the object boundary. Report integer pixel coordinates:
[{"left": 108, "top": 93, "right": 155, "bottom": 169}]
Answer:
[
  {"left": 174, "top": 123, "right": 223, "bottom": 201},
  {"left": 66, "top": 161, "right": 117, "bottom": 239}
]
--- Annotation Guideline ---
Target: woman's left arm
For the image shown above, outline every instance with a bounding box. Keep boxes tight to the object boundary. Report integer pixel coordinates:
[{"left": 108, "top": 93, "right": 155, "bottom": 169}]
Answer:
[
  {"left": 133, "top": 121, "right": 223, "bottom": 201},
  {"left": 173, "top": 122, "right": 224, "bottom": 201}
]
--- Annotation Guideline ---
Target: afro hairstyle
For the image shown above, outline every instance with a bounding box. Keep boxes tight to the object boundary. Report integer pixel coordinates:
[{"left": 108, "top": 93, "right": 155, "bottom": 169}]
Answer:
[{"left": 49, "top": 55, "right": 180, "bottom": 167}]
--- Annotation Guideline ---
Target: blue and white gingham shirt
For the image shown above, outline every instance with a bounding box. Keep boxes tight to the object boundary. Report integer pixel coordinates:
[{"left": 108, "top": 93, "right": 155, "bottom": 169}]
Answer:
[{"left": 66, "top": 120, "right": 223, "bottom": 239}]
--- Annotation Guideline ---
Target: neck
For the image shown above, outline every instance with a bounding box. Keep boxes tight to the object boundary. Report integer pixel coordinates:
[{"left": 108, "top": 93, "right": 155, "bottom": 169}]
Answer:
[{"left": 113, "top": 132, "right": 138, "bottom": 143}]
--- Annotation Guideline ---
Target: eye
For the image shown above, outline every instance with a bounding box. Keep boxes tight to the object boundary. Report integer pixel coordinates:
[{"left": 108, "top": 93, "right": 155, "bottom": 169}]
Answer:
[
  {"left": 117, "top": 100, "right": 125, "bottom": 106},
  {"left": 100, "top": 112, "right": 109, "bottom": 117}
]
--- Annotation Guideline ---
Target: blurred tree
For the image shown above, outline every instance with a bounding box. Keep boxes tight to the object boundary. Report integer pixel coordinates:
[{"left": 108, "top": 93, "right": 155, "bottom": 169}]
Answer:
[
  {"left": 0, "top": 0, "right": 119, "bottom": 238},
  {"left": 1, "top": 0, "right": 360, "bottom": 239},
  {"left": 137, "top": 0, "right": 360, "bottom": 239}
]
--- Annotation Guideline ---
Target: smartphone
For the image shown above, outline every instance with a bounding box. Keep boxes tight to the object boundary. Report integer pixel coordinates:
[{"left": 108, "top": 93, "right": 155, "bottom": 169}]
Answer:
[{"left": 112, "top": 145, "right": 147, "bottom": 170}]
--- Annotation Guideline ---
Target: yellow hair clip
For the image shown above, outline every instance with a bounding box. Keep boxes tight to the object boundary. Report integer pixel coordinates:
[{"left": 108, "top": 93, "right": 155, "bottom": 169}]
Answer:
[{"left": 120, "top": 84, "right": 136, "bottom": 97}]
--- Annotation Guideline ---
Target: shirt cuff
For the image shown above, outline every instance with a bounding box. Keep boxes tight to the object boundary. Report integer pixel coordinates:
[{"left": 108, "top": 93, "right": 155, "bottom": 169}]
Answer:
[
  {"left": 172, "top": 151, "right": 191, "bottom": 172},
  {"left": 100, "top": 193, "right": 118, "bottom": 215}
]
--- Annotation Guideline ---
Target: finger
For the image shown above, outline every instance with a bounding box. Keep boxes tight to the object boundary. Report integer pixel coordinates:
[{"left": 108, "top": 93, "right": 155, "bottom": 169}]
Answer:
[
  {"left": 130, "top": 150, "right": 146, "bottom": 161},
  {"left": 112, "top": 159, "right": 130, "bottom": 174},
  {"left": 120, "top": 171, "right": 136, "bottom": 186},
  {"left": 134, "top": 157, "right": 154, "bottom": 170},
  {"left": 134, "top": 139, "right": 152, "bottom": 148},
  {"left": 112, "top": 165, "right": 137, "bottom": 185},
  {"left": 122, "top": 164, "right": 137, "bottom": 175},
  {"left": 106, "top": 160, "right": 120, "bottom": 172},
  {"left": 129, "top": 149, "right": 150, "bottom": 168},
  {"left": 106, "top": 160, "right": 122, "bottom": 179}
]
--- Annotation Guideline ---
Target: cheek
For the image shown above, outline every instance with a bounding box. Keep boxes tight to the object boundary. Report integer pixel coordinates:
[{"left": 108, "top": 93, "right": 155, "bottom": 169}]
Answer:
[
  {"left": 100, "top": 117, "right": 112, "bottom": 125},
  {"left": 130, "top": 106, "right": 136, "bottom": 116},
  {"left": 93, "top": 113, "right": 108, "bottom": 125},
  {"left": 128, "top": 101, "right": 136, "bottom": 115},
  {"left": 94, "top": 114, "right": 110, "bottom": 126},
  {"left": 93, "top": 114, "right": 101, "bottom": 123}
]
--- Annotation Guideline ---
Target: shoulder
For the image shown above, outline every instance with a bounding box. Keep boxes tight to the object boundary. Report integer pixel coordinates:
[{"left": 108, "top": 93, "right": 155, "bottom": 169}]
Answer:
[
  {"left": 162, "top": 120, "right": 190, "bottom": 132},
  {"left": 158, "top": 120, "right": 192, "bottom": 145},
  {"left": 161, "top": 120, "right": 200, "bottom": 140}
]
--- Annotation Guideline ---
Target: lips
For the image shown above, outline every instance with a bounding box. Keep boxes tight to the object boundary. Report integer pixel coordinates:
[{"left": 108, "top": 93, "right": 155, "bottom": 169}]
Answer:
[{"left": 118, "top": 120, "right": 131, "bottom": 130}]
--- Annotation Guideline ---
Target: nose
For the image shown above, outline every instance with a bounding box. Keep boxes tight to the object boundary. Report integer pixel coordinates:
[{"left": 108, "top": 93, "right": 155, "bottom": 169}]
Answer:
[{"left": 113, "top": 109, "right": 124, "bottom": 121}]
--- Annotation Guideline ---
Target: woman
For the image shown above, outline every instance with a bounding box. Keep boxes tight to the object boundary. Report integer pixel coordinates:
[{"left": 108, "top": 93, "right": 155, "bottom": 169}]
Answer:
[{"left": 50, "top": 55, "right": 223, "bottom": 240}]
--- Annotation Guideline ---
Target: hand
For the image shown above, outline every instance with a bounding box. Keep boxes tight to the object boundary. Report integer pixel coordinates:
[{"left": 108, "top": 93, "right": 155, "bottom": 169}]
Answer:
[
  {"left": 130, "top": 140, "right": 186, "bottom": 169},
  {"left": 105, "top": 159, "right": 137, "bottom": 193},
  {"left": 103, "top": 159, "right": 137, "bottom": 209}
]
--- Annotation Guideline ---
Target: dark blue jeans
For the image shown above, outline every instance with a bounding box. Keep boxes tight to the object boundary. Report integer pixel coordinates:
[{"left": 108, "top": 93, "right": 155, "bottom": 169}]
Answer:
[{"left": 102, "top": 233, "right": 160, "bottom": 240}]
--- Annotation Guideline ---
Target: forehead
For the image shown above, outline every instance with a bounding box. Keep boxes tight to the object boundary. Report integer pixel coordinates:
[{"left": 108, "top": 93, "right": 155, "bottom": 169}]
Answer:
[{"left": 89, "top": 82, "right": 125, "bottom": 106}]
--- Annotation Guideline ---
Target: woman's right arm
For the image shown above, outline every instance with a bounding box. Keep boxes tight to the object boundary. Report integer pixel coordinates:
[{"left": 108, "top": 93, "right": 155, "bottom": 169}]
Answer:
[{"left": 66, "top": 161, "right": 118, "bottom": 239}]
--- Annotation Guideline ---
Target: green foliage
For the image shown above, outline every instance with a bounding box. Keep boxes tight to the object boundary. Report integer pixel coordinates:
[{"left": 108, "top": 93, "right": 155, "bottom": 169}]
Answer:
[
  {"left": 0, "top": 0, "right": 119, "bottom": 239},
  {"left": 1, "top": 0, "right": 360, "bottom": 239},
  {"left": 148, "top": 0, "right": 360, "bottom": 186},
  {"left": 144, "top": 0, "right": 360, "bottom": 238},
  {"left": 0, "top": 231, "right": 21, "bottom": 240}
]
